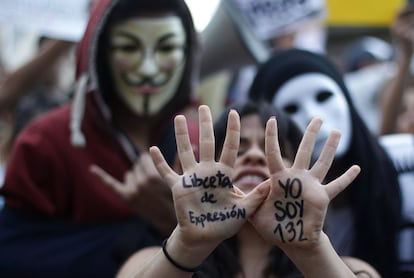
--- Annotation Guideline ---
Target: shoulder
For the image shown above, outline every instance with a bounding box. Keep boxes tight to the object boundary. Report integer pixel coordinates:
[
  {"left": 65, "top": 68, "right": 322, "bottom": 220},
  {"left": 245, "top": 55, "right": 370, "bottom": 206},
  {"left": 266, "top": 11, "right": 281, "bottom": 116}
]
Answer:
[
  {"left": 15, "top": 104, "right": 72, "bottom": 146},
  {"left": 116, "top": 246, "right": 160, "bottom": 278},
  {"left": 341, "top": 256, "right": 381, "bottom": 278},
  {"left": 23, "top": 104, "right": 71, "bottom": 132}
]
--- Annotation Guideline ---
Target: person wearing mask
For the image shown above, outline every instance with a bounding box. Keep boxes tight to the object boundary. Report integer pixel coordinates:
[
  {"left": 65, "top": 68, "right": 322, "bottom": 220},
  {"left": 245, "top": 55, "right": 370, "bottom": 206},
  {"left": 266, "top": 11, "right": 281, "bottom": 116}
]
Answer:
[
  {"left": 0, "top": 0, "right": 199, "bottom": 276},
  {"left": 248, "top": 49, "right": 402, "bottom": 277},
  {"left": 114, "top": 102, "right": 378, "bottom": 278}
]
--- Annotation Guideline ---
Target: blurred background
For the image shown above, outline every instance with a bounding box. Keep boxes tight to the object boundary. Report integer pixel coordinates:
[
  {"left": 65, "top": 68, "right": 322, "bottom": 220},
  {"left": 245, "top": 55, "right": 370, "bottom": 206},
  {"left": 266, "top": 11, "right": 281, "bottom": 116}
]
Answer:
[{"left": 0, "top": 0, "right": 405, "bottom": 71}]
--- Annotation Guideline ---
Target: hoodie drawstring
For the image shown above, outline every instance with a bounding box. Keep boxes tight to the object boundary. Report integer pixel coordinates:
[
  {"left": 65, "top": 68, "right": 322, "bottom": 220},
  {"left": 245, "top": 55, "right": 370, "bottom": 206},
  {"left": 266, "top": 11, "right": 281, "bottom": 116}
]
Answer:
[{"left": 70, "top": 73, "right": 88, "bottom": 147}]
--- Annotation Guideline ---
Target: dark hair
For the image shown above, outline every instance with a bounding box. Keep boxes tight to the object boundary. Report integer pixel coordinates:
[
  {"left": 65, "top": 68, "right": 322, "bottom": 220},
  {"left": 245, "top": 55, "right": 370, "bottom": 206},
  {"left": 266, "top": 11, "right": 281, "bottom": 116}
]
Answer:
[
  {"left": 195, "top": 100, "right": 303, "bottom": 277},
  {"left": 95, "top": 0, "right": 199, "bottom": 121},
  {"left": 248, "top": 48, "right": 402, "bottom": 277},
  {"left": 214, "top": 100, "right": 302, "bottom": 161}
]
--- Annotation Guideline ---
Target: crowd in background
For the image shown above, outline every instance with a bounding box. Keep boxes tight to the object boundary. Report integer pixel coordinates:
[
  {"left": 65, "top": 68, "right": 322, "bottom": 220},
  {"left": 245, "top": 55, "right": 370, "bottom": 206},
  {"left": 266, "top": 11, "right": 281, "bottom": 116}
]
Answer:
[{"left": 0, "top": 0, "right": 412, "bottom": 277}]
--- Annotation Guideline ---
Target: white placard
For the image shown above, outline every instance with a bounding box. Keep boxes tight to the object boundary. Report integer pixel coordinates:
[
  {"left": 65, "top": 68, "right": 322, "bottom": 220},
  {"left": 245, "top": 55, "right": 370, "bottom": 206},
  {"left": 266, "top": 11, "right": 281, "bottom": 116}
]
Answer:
[
  {"left": 0, "top": 0, "right": 90, "bottom": 42},
  {"left": 226, "top": 0, "right": 326, "bottom": 40}
]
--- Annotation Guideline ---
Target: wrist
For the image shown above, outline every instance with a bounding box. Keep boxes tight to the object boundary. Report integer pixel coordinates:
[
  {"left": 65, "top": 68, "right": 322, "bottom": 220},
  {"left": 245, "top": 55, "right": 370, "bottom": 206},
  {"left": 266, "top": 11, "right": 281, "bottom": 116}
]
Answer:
[
  {"left": 281, "top": 232, "right": 328, "bottom": 259},
  {"left": 281, "top": 233, "right": 354, "bottom": 277},
  {"left": 164, "top": 227, "right": 219, "bottom": 270},
  {"left": 162, "top": 239, "right": 201, "bottom": 272}
]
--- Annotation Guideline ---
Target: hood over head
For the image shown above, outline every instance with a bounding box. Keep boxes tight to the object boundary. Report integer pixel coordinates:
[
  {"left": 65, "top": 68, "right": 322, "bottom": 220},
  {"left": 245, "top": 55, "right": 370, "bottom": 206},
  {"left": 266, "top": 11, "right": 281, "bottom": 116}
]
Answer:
[
  {"left": 247, "top": 48, "right": 379, "bottom": 162},
  {"left": 71, "top": 0, "right": 199, "bottom": 146},
  {"left": 248, "top": 48, "right": 352, "bottom": 105},
  {"left": 248, "top": 49, "right": 401, "bottom": 277}
]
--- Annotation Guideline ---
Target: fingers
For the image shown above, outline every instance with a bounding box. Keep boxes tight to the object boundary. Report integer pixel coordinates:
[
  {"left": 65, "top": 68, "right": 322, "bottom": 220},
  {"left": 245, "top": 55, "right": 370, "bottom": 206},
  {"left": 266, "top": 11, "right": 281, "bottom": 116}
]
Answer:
[
  {"left": 132, "top": 154, "right": 158, "bottom": 192},
  {"left": 293, "top": 117, "right": 322, "bottom": 169},
  {"left": 199, "top": 105, "right": 215, "bottom": 162},
  {"left": 310, "top": 130, "right": 341, "bottom": 181},
  {"left": 139, "top": 153, "right": 159, "bottom": 177},
  {"left": 242, "top": 181, "right": 271, "bottom": 217},
  {"left": 149, "top": 146, "right": 179, "bottom": 188},
  {"left": 175, "top": 114, "right": 197, "bottom": 171},
  {"left": 325, "top": 165, "right": 361, "bottom": 200},
  {"left": 219, "top": 109, "right": 240, "bottom": 167},
  {"left": 393, "top": 11, "right": 414, "bottom": 43},
  {"left": 90, "top": 164, "right": 124, "bottom": 193},
  {"left": 265, "top": 117, "right": 285, "bottom": 174}
]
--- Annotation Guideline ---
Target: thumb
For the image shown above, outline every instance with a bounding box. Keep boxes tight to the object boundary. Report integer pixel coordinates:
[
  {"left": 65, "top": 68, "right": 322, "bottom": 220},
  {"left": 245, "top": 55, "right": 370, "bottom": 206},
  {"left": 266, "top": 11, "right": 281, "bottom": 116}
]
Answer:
[{"left": 239, "top": 181, "right": 270, "bottom": 218}]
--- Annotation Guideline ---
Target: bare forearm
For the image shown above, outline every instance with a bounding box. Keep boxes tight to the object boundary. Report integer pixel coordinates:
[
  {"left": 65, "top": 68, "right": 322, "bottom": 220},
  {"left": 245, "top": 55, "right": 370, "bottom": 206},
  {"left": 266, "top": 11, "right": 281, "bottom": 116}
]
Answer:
[
  {"left": 379, "top": 58, "right": 411, "bottom": 135},
  {"left": 123, "top": 248, "right": 194, "bottom": 278},
  {"left": 0, "top": 40, "right": 74, "bottom": 111},
  {"left": 117, "top": 228, "right": 217, "bottom": 278},
  {"left": 379, "top": 13, "right": 414, "bottom": 135},
  {"left": 282, "top": 233, "right": 356, "bottom": 278}
]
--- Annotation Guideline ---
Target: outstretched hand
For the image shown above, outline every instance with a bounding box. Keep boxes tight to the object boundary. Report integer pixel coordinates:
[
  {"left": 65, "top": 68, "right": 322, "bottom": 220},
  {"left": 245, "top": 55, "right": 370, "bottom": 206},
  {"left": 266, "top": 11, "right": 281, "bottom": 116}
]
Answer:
[
  {"left": 250, "top": 117, "right": 360, "bottom": 250},
  {"left": 392, "top": 5, "right": 414, "bottom": 57},
  {"left": 150, "top": 105, "right": 270, "bottom": 247},
  {"left": 89, "top": 153, "right": 175, "bottom": 237}
]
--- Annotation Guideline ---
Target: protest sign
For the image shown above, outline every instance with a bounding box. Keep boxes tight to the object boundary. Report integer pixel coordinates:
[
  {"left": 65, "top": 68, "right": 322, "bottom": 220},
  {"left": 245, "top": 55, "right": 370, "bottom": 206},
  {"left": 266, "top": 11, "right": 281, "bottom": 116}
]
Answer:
[{"left": 225, "top": 0, "right": 326, "bottom": 40}]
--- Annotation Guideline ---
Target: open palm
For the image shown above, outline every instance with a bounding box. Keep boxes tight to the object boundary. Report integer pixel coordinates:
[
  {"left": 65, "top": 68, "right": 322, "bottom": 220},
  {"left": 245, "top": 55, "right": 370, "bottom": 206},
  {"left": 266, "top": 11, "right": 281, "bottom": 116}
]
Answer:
[
  {"left": 250, "top": 117, "right": 360, "bottom": 250},
  {"left": 150, "top": 105, "right": 269, "bottom": 247}
]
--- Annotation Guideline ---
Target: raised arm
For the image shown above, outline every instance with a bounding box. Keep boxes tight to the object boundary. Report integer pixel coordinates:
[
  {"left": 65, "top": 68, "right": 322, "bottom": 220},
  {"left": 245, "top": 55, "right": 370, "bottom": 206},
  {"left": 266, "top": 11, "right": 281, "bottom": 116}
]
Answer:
[
  {"left": 117, "top": 105, "right": 269, "bottom": 278},
  {"left": 0, "top": 39, "right": 74, "bottom": 112},
  {"left": 379, "top": 6, "right": 414, "bottom": 135},
  {"left": 250, "top": 117, "right": 361, "bottom": 277}
]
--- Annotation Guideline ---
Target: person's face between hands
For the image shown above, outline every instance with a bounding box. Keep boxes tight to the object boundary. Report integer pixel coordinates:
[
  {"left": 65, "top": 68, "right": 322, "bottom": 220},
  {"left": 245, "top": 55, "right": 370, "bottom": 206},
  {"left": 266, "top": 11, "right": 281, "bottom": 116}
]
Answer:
[
  {"left": 108, "top": 15, "right": 186, "bottom": 116},
  {"left": 232, "top": 114, "right": 291, "bottom": 194}
]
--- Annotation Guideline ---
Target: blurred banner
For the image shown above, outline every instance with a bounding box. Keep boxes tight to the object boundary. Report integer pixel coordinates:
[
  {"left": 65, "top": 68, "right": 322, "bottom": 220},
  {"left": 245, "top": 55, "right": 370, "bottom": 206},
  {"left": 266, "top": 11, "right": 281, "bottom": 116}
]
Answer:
[
  {"left": 326, "top": 0, "right": 405, "bottom": 26},
  {"left": 0, "top": 0, "right": 90, "bottom": 41},
  {"left": 200, "top": 0, "right": 327, "bottom": 77},
  {"left": 225, "top": 0, "right": 326, "bottom": 40}
]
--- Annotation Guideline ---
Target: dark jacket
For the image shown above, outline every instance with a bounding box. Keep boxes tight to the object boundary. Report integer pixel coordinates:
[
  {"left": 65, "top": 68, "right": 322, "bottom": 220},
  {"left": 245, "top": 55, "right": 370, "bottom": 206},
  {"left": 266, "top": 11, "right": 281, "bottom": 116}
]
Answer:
[{"left": 0, "top": 0, "right": 198, "bottom": 276}]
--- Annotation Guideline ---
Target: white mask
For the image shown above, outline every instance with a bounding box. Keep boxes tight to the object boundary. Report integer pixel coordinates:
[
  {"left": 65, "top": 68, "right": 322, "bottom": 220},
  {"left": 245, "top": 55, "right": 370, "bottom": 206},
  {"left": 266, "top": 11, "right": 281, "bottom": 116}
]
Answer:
[
  {"left": 273, "top": 73, "right": 352, "bottom": 158},
  {"left": 108, "top": 16, "right": 186, "bottom": 116}
]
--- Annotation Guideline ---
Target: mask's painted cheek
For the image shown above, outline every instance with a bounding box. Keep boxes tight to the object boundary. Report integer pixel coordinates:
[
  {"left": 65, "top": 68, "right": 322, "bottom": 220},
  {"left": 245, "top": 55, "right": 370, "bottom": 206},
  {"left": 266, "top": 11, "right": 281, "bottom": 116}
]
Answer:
[{"left": 116, "top": 58, "right": 133, "bottom": 72}]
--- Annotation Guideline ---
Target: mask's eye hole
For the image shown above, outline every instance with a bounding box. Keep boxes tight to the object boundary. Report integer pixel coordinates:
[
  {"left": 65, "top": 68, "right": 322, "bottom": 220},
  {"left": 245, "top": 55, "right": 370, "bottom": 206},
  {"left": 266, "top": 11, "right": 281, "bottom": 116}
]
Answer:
[
  {"left": 316, "top": 90, "right": 333, "bottom": 103},
  {"left": 283, "top": 103, "right": 298, "bottom": 114}
]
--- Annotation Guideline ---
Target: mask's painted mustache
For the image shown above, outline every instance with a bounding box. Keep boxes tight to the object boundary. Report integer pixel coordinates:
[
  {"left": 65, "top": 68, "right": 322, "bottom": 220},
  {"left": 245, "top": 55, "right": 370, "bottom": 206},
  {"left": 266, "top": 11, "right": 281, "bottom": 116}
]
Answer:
[{"left": 122, "top": 75, "right": 169, "bottom": 87}]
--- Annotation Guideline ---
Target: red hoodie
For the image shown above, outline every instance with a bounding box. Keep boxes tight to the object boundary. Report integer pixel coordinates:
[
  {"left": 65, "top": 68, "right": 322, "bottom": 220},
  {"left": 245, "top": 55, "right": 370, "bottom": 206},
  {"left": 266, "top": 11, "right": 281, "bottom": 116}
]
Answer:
[
  {"left": 0, "top": 0, "right": 198, "bottom": 222},
  {"left": 0, "top": 0, "right": 134, "bottom": 221},
  {"left": 0, "top": 0, "right": 198, "bottom": 276}
]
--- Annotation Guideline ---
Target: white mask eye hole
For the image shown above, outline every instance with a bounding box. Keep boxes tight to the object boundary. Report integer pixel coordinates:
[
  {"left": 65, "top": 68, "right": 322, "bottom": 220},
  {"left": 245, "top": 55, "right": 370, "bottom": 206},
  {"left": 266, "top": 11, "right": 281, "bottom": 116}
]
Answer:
[
  {"left": 316, "top": 90, "right": 333, "bottom": 103},
  {"left": 273, "top": 73, "right": 352, "bottom": 158},
  {"left": 283, "top": 103, "right": 299, "bottom": 114},
  {"left": 281, "top": 90, "right": 333, "bottom": 115}
]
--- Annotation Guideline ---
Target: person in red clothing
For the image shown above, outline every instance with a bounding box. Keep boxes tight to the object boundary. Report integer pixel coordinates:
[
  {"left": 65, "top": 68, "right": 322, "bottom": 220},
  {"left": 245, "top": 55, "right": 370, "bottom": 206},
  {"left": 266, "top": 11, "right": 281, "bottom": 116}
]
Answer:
[{"left": 0, "top": 0, "right": 199, "bottom": 277}]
